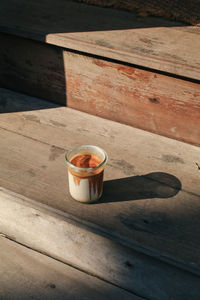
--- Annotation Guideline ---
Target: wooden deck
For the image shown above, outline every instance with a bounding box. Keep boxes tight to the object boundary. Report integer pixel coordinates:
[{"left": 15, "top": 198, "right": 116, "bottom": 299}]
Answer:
[
  {"left": 0, "top": 89, "right": 200, "bottom": 297},
  {"left": 1, "top": 2, "right": 200, "bottom": 298}
]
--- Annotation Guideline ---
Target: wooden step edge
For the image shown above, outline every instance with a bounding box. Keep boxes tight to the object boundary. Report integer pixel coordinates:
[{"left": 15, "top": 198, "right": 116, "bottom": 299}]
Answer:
[
  {"left": 1, "top": 23, "right": 199, "bottom": 82},
  {"left": 45, "top": 32, "right": 200, "bottom": 83},
  {"left": 0, "top": 187, "right": 200, "bottom": 300},
  {"left": 0, "top": 16, "right": 200, "bottom": 81},
  {"left": 0, "top": 236, "right": 144, "bottom": 300}
]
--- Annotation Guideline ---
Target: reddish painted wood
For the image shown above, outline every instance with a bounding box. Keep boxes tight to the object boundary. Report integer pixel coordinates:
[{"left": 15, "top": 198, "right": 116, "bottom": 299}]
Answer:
[
  {"left": 64, "top": 53, "right": 200, "bottom": 146},
  {"left": 0, "top": 33, "right": 199, "bottom": 146}
]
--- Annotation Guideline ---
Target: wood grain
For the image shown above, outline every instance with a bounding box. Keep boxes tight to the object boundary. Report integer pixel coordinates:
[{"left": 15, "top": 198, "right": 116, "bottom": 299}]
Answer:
[
  {"left": 1, "top": 190, "right": 200, "bottom": 300},
  {"left": 0, "top": 236, "right": 139, "bottom": 300},
  {"left": 65, "top": 52, "right": 200, "bottom": 146},
  {"left": 0, "top": 0, "right": 200, "bottom": 80},
  {"left": 0, "top": 89, "right": 200, "bottom": 276},
  {"left": 1, "top": 33, "right": 199, "bottom": 145},
  {"left": 0, "top": 33, "right": 66, "bottom": 105}
]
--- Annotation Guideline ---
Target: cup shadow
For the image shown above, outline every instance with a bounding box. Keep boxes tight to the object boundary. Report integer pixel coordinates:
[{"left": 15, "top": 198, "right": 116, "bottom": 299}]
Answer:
[{"left": 99, "top": 172, "right": 182, "bottom": 204}]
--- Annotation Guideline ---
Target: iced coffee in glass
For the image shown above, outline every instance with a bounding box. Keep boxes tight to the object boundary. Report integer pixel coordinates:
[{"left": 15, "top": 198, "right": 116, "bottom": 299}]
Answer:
[{"left": 65, "top": 145, "right": 107, "bottom": 203}]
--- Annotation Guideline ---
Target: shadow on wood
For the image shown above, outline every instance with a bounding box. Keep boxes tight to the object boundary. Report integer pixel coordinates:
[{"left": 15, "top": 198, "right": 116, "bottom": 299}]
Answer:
[
  {"left": 1, "top": 0, "right": 185, "bottom": 40},
  {"left": 0, "top": 33, "right": 67, "bottom": 108},
  {"left": 0, "top": 88, "right": 59, "bottom": 113},
  {"left": 100, "top": 172, "right": 181, "bottom": 203}
]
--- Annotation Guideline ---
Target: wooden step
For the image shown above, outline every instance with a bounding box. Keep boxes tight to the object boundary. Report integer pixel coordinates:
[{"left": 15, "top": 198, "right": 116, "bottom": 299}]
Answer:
[
  {"left": 1, "top": 187, "right": 200, "bottom": 300},
  {"left": 0, "top": 236, "right": 141, "bottom": 300},
  {"left": 1, "top": 0, "right": 200, "bottom": 80},
  {"left": 0, "top": 0, "right": 200, "bottom": 146},
  {"left": 0, "top": 88, "right": 200, "bottom": 299}
]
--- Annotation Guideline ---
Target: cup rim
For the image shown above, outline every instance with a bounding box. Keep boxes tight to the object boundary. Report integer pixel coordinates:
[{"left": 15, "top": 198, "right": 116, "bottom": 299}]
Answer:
[{"left": 65, "top": 145, "right": 108, "bottom": 172}]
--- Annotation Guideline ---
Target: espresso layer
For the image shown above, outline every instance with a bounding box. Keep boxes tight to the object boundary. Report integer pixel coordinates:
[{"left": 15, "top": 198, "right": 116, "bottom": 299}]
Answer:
[{"left": 71, "top": 154, "right": 101, "bottom": 168}]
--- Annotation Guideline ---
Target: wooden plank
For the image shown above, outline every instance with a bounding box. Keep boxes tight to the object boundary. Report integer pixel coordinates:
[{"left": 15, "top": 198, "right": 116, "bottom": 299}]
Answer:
[
  {"left": 0, "top": 34, "right": 200, "bottom": 146},
  {"left": 1, "top": 189, "right": 200, "bottom": 300},
  {"left": 0, "top": 236, "right": 141, "bottom": 300},
  {"left": 0, "top": 89, "right": 200, "bottom": 276},
  {"left": 0, "top": 33, "right": 67, "bottom": 105},
  {"left": 0, "top": 88, "right": 200, "bottom": 195},
  {"left": 0, "top": 0, "right": 200, "bottom": 80},
  {"left": 64, "top": 51, "right": 200, "bottom": 146}
]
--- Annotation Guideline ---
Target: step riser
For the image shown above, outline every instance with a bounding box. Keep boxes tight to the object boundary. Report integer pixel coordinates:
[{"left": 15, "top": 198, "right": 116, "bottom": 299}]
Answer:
[
  {"left": 0, "top": 33, "right": 66, "bottom": 105},
  {"left": 1, "top": 188, "right": 200, "bottom": 300},
  {"left": 0, "top": 32, "right": 200, "bottom": 146}
]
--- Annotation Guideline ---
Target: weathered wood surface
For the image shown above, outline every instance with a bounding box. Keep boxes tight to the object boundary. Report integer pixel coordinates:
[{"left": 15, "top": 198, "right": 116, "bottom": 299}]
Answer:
[
  {"left": 0, "top": 88, "right": 200, "bottom": 276},
  {"left": 0, "top": 35, "right": 200, "bottom": 146},
  {"left": 0, "top": 33, "right": 67, "bottom": 105},
  {"left": 0, "top": 236, "right": 141, "bottom": 300},
  {"left": 0, "top": 0, "right": 200, "bottom": 80},
  {"left": 1, "top": 188, "right": 200, "bottom": 300}
]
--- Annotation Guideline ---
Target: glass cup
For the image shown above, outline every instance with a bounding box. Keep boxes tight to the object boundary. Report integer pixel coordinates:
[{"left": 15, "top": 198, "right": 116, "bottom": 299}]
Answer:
[{"left": 65, "top": 145, "right": 108, "bottom": 203}]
